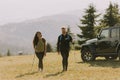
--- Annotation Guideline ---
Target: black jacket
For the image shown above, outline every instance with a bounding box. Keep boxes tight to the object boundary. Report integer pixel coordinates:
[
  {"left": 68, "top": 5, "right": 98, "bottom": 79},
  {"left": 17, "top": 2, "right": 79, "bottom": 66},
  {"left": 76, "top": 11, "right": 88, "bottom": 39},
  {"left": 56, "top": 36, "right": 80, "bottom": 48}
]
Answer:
[{"left": 57, "top": 34, "right": 72, "bottom": 51}]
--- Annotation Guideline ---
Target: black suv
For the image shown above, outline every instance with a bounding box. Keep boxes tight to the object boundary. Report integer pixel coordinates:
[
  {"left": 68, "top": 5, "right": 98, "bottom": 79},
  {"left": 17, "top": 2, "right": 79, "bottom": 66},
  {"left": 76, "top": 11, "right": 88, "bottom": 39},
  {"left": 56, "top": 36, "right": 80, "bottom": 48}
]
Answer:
[{"left": 81, "top": 26, "right": 120, "bottom": 62}]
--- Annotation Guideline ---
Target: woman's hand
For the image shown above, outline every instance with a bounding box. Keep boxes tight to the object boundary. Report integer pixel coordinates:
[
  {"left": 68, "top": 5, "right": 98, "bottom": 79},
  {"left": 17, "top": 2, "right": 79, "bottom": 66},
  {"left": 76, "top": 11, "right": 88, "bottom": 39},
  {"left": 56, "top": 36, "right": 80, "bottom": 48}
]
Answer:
[
  {"left": 34, "top": 46, "right": 36, "bottom": 50},
  {"left": 44, "top": 51, "right": 46, "bottom": 56},
  {"left": 58, "top": 51, "right": 60, "bottom": 55}
]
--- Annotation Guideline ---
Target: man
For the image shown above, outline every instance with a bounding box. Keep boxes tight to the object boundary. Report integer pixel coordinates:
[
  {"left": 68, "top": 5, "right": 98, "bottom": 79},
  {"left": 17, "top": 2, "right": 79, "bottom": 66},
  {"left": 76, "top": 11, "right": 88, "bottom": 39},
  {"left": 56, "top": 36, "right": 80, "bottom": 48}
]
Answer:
[{"left": 57, "top": 26, "right": 73, "bottom": 72}]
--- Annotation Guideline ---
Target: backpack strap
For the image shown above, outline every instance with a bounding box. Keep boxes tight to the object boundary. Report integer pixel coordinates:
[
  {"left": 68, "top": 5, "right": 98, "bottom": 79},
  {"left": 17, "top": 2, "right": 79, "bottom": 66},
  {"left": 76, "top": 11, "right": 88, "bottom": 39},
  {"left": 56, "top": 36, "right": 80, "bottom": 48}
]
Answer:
[
  {"left": 59, "top": 34, "right": 70, "bottom": 41},
  {"left": 42, "top": 38, "right": 46, "bottom": 43},
  {"left": 67, "top": 35, "right": 70, "bottom": 40}
]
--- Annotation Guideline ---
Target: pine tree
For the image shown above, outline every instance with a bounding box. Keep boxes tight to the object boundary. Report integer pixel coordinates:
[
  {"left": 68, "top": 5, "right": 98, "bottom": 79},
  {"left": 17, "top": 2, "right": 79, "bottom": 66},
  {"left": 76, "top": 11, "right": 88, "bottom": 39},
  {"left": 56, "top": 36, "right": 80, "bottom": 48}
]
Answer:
[
  {"left": 67, "top": 25, "right": 72, "bottom": 35},
  {"left": 0, "top": 53, "right": 2, "bottom": 57},
  {"left": 77, "top": 4, "right": 99, "bottom": 45},
  {"left": 46, "top": 43, "right": 52, "bottom": 52},
  {"left": 101, "top": 3, "right": 120, "bottom": 27},
  {"left": 7, "top": 49, "right": 11, "bottom": 56},
  {"left": 67, "top": 26, "right": 75, "bottom": 49},
  {"left": 67, "top": 25, "right": 74, "bottom": 38}
]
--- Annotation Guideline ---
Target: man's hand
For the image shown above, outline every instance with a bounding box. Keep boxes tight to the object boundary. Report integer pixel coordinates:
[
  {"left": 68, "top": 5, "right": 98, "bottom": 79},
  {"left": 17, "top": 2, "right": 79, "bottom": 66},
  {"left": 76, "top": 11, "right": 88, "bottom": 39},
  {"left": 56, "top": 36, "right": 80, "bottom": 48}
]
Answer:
[{"left": 72, "top": 41, "right": 75, "bottom": 45}]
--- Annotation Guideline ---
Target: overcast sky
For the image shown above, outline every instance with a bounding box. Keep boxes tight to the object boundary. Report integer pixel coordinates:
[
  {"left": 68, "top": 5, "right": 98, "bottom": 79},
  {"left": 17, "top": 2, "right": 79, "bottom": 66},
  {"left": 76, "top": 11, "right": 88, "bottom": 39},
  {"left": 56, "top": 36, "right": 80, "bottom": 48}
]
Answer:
[{"left": 0, "top": 0, "right": 120, "bottom": 25}]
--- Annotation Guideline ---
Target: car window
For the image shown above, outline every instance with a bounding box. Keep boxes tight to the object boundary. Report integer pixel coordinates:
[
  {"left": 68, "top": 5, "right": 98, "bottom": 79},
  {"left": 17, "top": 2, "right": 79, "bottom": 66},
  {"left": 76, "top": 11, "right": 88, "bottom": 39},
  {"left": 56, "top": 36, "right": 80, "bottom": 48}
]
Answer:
[
  {"left": 117, "top": 29, "right": 119, "bottom": 37},
  {"left": 111, "top": 28, "right": 119, "bottom": 38},
  {"left": 100, "top": 29, "right": 109, "bottom": 39}
]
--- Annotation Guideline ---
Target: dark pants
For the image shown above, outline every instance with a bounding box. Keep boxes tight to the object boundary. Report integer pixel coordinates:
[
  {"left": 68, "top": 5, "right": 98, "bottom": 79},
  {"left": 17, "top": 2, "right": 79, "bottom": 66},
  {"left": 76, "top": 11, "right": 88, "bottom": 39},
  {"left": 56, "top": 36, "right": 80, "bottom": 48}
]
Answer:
[
  {"left": 60, "top": 49, "right": 69, "bottom": 71},
  {"left": 35, "top": 52, "right": 44, "bottom": 70}
]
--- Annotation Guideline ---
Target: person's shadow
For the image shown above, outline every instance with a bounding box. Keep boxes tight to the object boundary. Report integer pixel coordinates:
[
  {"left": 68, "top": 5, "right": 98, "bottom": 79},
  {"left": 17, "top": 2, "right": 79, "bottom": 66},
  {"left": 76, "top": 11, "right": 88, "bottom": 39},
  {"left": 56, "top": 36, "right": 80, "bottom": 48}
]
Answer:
[
  {"left": 15, "top": 71, "right": 38, "bottom": 78},
  {"left": 44, "top": 71, "right": 64, "bottom": 78}
]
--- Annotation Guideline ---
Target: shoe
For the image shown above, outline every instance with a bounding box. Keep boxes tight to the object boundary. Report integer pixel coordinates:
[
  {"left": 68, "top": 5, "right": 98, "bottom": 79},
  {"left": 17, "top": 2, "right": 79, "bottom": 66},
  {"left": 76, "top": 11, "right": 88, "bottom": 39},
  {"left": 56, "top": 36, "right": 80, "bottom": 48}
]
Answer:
[
  {"left": 38, "top": 68, "right": 43, "bottom": 72},
  {"left": 62, "top": 69, "right": 67, "bottom": 72},
  {"left": 63, "top": 66, "right": 67, "bottom": 72}
]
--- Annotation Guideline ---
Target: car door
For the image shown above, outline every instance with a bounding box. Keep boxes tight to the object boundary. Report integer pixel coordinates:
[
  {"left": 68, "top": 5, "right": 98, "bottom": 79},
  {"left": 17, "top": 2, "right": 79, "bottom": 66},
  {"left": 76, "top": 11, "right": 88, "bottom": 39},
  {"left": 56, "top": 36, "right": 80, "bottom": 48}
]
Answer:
[
  {"left": 96, "top": 28, "right": 111, "bottom": 53},
  {"left": 109, "top": 27, "right": 119, "bottom": 53}
]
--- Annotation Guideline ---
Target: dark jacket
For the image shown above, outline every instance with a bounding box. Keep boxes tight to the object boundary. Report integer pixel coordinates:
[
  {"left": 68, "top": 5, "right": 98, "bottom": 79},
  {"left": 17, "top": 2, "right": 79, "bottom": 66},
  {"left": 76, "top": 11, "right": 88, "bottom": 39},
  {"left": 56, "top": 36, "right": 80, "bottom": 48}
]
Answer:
[{"left": 57, "top": 34, "right": 72, "bottom": 51}]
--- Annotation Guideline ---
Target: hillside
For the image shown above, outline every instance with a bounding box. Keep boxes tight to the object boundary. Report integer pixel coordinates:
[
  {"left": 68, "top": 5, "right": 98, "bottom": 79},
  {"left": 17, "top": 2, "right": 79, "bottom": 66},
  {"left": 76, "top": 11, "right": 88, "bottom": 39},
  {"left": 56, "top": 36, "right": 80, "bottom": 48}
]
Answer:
[
  {"left": 0, "top": 51, "right": 120, "bottom": 80},
  {"left": 0, "top": 11, "right": 82, "bottom": 54}
]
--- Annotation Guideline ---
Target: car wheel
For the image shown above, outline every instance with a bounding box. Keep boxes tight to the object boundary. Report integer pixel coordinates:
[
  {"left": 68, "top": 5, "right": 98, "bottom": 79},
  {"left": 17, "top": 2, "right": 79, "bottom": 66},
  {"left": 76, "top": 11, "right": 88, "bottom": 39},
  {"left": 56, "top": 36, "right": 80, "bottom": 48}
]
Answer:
[
  {"left": 81, "top": 48, "right": 95, "bottom": 62},
  {"left": 118, "top": 50, "right": 120, "bottom": 61},
  {"left": 105, "top": 56, "right": 117, "bottom": 60}
]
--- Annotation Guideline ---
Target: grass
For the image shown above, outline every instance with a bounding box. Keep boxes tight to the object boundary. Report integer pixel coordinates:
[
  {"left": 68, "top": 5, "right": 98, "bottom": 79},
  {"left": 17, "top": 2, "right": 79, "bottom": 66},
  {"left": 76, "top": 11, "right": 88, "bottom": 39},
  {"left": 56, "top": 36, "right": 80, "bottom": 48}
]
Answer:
[{"left": 0, "top": 51, "right": 120, "bottom": 80}]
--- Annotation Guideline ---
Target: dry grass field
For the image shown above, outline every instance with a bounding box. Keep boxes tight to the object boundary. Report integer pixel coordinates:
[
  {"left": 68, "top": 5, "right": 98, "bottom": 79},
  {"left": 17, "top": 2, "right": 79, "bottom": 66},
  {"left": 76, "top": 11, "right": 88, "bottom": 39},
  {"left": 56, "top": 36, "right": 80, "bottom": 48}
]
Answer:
[{"left": 0, "top": 51, "right": 120, "bottom": 80}]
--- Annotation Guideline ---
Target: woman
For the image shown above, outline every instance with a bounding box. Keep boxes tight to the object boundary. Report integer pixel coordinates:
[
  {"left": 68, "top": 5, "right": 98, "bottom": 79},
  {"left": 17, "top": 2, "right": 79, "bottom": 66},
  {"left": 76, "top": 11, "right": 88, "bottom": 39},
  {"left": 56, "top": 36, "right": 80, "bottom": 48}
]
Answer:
[{"left": 33, "top": 31, "right": 46, "bottom": 72}]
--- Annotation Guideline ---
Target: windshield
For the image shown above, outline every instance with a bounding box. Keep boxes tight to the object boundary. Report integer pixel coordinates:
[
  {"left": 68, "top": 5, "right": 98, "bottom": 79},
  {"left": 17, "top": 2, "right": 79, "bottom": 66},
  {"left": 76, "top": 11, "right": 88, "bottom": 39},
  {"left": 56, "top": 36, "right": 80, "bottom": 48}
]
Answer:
[{"left": 100, "top": 29, "right": 109, "bottom": 39}]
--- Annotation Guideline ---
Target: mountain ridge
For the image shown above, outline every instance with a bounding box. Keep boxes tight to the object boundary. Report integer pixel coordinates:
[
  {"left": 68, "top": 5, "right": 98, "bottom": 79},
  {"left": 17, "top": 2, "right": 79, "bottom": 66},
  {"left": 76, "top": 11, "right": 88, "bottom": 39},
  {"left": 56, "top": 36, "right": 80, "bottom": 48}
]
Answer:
[{"left": 0, "top": 10, "right": 82, "bottom": 54}]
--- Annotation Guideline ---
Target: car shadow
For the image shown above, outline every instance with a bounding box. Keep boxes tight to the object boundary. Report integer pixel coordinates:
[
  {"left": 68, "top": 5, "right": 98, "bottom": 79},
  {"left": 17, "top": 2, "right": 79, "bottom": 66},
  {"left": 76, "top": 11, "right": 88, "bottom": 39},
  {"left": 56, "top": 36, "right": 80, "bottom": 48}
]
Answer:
[
  {"left": 77, "top": 59, "right": 120, "bottom": 68},
  {"left": 15, "top": 71, "right": 38, "bottom": 78}
]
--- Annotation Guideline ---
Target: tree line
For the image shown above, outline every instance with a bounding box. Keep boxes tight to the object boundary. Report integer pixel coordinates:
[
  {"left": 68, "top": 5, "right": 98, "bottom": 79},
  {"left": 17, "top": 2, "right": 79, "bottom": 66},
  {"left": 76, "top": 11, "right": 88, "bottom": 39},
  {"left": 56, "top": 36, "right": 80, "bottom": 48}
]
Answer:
[
  {"left": 0, "top": 43, "right": 53, "bottom": 57},
  {"left": 77, "top": 2, "right": 120, "bottom": 45}
]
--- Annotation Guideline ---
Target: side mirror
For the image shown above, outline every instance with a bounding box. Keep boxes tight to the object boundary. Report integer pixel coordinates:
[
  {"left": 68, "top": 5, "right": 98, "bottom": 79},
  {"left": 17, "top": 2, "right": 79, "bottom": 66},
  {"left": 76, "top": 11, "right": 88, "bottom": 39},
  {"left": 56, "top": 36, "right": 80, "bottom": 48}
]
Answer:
[{"left": 97, "top": 35, "right": 101, "bottom": 40}]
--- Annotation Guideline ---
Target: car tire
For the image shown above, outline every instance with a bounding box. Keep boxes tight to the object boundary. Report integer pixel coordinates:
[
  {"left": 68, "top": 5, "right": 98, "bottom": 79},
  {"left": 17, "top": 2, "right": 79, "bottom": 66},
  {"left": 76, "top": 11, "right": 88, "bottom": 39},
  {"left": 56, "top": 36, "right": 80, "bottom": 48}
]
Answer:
[
  {"left": 118, "top": 50, "right": 120, "bottom": 61},
  {"left": 81, "top": 48, "right": 95, "bottom": 62},
  {"left": 105, "top": 56, "right": 117, "bottom": 60}
]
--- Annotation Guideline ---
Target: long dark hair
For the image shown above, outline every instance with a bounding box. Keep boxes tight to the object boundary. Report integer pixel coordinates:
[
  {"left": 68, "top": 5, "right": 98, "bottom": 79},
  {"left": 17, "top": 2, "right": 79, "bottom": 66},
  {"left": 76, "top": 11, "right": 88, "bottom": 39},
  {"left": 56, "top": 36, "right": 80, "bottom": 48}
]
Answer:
[{"left": 33, "top": 31, "right": 41, "bottom": 48}]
